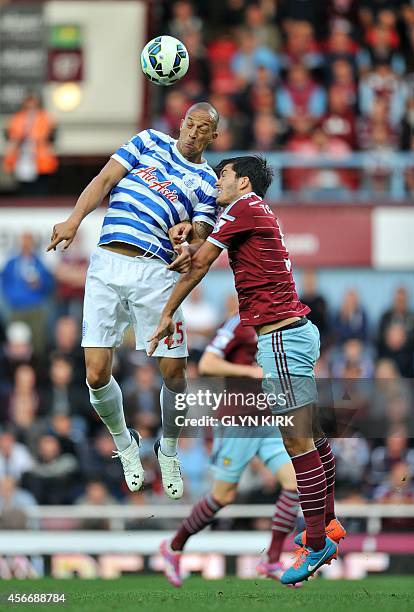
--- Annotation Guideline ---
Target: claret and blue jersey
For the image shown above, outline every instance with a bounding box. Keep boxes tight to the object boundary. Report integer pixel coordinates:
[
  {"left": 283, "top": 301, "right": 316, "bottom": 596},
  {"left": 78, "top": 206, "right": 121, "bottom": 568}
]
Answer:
[{"left": 99, "top": 129, "right": 218, "bottom": 264}]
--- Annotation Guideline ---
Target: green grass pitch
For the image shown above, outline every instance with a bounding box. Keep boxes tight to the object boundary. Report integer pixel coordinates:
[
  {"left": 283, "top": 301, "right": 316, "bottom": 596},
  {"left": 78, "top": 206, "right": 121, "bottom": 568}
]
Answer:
[{"left": 0, "top": 576, "right": 412, "bottom": 612}]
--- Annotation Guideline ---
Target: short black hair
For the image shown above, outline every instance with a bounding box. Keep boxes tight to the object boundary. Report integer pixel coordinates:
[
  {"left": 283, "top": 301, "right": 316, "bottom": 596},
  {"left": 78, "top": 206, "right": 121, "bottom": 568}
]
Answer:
[{"left": 216, "top": 155, "right": 274, "bottom": 198}]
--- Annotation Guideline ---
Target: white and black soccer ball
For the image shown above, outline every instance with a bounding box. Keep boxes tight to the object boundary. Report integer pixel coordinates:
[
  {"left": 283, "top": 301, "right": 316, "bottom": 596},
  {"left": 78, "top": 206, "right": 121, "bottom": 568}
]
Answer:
[{"left": 140, "top": 35, "right": 189, "bottom": 86}]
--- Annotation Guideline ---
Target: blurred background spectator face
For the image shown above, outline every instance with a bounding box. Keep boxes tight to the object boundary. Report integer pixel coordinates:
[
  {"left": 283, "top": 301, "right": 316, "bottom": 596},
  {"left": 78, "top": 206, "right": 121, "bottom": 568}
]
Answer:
[
  {"left": 54, "top": 316, "right": 79, "bottom": 353},
  {"left": 20, "top": 232, "right": 36, "bottom": 257},
  {"left": 38, "top": 435, "right": 61, "bottom": 462},
  {"left": 5, "top": 322, "right": 33, "bottom": 360},
  {"left": 84, "top": 480, "right": 110, "bottom": 505},
  {"left": 0, "top": 431, "right": 16, "bottom": 458},
  {"left": 252, "top": 112, "right": 279, "bottom": 151},
  {"left": 50, "top": 356, "right": 73, "bottom": 387},
  {"left": 385, "top": 323, "right": 408, "bottom": 352},
  {"left": 375, "top": 358, "right": 400, "bottom": 379}
]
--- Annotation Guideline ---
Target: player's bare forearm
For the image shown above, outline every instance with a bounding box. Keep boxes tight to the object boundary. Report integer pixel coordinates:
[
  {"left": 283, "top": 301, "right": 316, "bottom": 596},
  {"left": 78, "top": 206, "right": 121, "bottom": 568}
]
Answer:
[
  {"left": 47, "top": 158, "right": 126, "bottom": 252},
  {"left": 148, "top": 241, "right": 222, "bottom": 355},
  {"left": 199, "top": 351, "right": 263, "bottom": 378},
  {"left": 163, "top": 258, "right": 210, "bottom": 317},
  {"left": 190, "top": 220, "right": 214, "bottom": 248},
  {"left": 68, "top": 159, "right": 126, "bottom": 227}
]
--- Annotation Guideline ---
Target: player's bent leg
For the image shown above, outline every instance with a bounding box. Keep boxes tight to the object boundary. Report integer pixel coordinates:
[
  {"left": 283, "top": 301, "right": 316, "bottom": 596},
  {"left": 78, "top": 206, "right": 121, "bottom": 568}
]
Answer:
[
  {"left": 85, "top": 347, "right": 144, "bottom": 492},
  {"left": 154, "top": 356, "right": 188, "bottom": 499},
  {"left": 161, "top": 482, "right": 233, "bottom": 587}
]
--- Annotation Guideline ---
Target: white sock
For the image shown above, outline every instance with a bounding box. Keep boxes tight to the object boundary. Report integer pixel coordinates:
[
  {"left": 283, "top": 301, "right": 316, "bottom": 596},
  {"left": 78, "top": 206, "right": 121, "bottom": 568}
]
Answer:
[
  {"left": 87, "top": 376, "right": 131, "bottom": 451},
  {"left": 160, "top": 384, "right": 188, "bottom": 456}
]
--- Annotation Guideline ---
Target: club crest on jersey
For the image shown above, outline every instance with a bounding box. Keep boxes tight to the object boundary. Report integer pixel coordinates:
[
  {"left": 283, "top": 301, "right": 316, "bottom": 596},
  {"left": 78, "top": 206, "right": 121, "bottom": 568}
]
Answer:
[
  {"left": 132, "top": 166, "right": 178, "bottom": 203},
  {"left": 183, "top": 175, "right": 199, "bottom": 189}
]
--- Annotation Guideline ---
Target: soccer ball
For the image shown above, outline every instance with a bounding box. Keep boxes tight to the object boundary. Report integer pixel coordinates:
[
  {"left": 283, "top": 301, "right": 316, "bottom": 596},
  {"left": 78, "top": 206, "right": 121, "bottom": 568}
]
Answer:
[{"left": 140, "top": 35, "right": 189, "bottom": 86}]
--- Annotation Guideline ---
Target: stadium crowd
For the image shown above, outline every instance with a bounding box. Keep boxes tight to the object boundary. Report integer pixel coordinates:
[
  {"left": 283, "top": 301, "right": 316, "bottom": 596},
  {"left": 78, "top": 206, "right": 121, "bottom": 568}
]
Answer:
[
  {"left": 0, "top": 233, "right": 413, "bottom": 531},
  {"left": 156, "top": 0, "right": 414, "bottom": 196},
  {"left": 0, "top": 0, "right": 413, "bottom": 534}
]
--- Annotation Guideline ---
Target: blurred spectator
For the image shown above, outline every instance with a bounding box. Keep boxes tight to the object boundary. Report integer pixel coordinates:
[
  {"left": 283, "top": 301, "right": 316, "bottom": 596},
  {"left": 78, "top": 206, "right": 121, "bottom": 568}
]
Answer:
[
  {"left": 321, "top": 85, "right": 357, "bottom": 148},
  {"left": 243, "top": 2, "right": 280, "bottom": 51},
  {"left": 168, "top": 1, "right": 202, "bottom": 39},
  {"left": 280, "top": 20, "right": 324, "bottom": 71},
  {"left": 373, "top": 461, "right": 414, "bottom": 530},
  {"left": 79, "top": 429, "right": 125, "bottom": 500},
  {"left": 370, "top": 426, "right": 414, "bottom": 486},
  {"left": 49, "top": 316, "right": 84, "bottom": 385},
  {"left": 331, "top": 437, "right": 371, "bottom": 493},
  {"left": 362, "top": 123, "right": 397, "bottom": 194},
  {"left": 329, "top": 58, "right": 357, "bottom": 109},
  {"left": 357, "top": 96, "right": 399, "bottom": 151},
  {"left": 334, "top": 289, "right": 368, "bottom": 343},
  {"left": 401, "top": 97, "right": 414, "bottom": 149},
  {"left": 39, "top": 353, "right": 89, "bottom": 421},
  {"left": 0, "top": 430, "right": 34, "bottom": 481},
  {"left": 178, "top": 437, "right": 211, "bottom": 501},
  {"left": 404, "top": 134, "right": 414, "bottom": 193},
  {"left": 2, "top": 92, "right": 58, "bottom": 195},
  {"left": 231, "top": 29, "right": 279, "bottom": 88},
  {"left": 0, "top": 475, "right": 37, "bottom": 529},
  {"left": 1, "top": 232, "right": 54, "bottom": 355},
  {"left": 180, "top": 30, "right": 210, "bottom": 98},
  {"left": 154, "top": 91, "right": 190, "bottom": 139},
  {"left": 276, "top": 0, "right": 327, "bottom": 37},
  {"left": 300, "top": 269, "right": 331, "bottom": 344},
  {"left": 285, "top": 124, "right": 352, "bottom": 193},
  {"left": 53, "top": 234, "right": 88, "bottom": 321},
  {"left": 378, "top": 322, "right": 414, "bottom": 377},
  {"left": 324, "top": 23, "right": 359, "bottom": 74},
  {"left": 209, "top": 93, "right": 248, "bottom": 149},
  {"left": 378, "top": 287, "right": 414, "bottom": 353},
  {"left": 8, "top": 364, "right": 39, "bottom": 435},
  {"left": 373, "top": 358, "right": 412, "bottom": 426},
  {"left": 22, "top": 434, "right": 79, "bottom": 505},
  {"left": 209, "top": 127, "right": 236, "bottom": 152},
  {"left": 182, "top": 287, "right": 219, "bottom": 359},
  {"left": 276, "top": 64, "right": 327, "bottom": 123},
  {"left": 284, "top": 115, "right": 314, "bottom": 190},
  {"left": 305, "top": 126, "right": 353, "bottom": 193},
  {"left": 75, "top": 480, "right": 118, "bottom": 529},
  {"left": 206, "top": 35, "right": 238, "bottom": 95},
  {"left": 0, "top": 322, "right": 35, "bottom": 413},
  {"left": 250, "top": 112, "right": 281, "bottom": 151},
  {"left": 359, "top": 62, "right": 408, "bottom": 127},
  {"left": 123, "top": 362, "right": 161, "bottom": 428},
  {"left": 358, "top": 24, "right": 405, "bottom": 76},
  {"left": 332, "top": 338, "right": 375, "bottom": 378}
]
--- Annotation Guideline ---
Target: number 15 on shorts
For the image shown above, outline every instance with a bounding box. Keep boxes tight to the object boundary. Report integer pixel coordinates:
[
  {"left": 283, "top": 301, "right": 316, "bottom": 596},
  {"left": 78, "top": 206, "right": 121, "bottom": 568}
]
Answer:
[{"left": 164, "top": 321, "right": 185, "bottom": 350}]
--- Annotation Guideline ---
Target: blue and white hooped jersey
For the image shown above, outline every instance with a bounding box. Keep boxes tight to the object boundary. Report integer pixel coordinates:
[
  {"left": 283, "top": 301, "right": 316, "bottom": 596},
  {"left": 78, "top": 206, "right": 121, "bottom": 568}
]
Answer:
[{"left": 98, "top": 129, "right": 218, "bottom": 264}]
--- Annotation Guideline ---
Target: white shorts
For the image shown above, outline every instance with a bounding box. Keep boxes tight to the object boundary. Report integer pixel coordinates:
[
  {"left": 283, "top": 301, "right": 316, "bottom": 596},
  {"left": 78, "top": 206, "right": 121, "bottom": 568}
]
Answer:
[{"left": 81, "top": 247, "right": 188, "bottom": 358}]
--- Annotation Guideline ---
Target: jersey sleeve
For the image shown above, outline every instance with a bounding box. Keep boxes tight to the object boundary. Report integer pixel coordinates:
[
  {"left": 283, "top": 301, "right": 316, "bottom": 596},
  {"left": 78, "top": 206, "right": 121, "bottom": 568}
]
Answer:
[
  {"left": 207, "top": 199, "right": 251, "bottom": 250},
  {"left": 205, "top": 323, "right": 237, "bottom": 358},
  {"left": 192, "top": 178, "right": 219, "bottom": 227},
  {"left": 111, "top": 130, "right": 153, "bottom": 171}
]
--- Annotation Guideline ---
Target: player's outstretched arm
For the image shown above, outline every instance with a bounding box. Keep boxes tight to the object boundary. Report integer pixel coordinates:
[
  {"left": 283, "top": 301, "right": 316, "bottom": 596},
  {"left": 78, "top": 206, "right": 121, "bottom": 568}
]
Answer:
[
  {"left": 148, "top": 240, "right": 222, "bottom": 356},
  {"left": 46, "top": 158, "right": 127, "bottom": 252},
  {"left": 199, "top": 351, "right": 263, "bottom": 378}
]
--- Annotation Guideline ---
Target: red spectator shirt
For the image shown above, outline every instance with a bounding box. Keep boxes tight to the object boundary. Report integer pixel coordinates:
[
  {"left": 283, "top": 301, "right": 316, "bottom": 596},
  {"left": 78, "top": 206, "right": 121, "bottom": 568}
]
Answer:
[
  {"left": 205, "top": 314, "right": 257, "bottom": 365},
  {"left": 207, "top": 192, "right": 310, "bottom": 326}
]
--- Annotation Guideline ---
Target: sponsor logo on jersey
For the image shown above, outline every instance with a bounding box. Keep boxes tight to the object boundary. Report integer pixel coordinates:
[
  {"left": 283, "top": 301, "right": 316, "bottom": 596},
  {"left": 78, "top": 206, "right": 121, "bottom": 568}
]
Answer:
[{"left": 132, "top": 166, "right": 179, "bottom": 203}]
